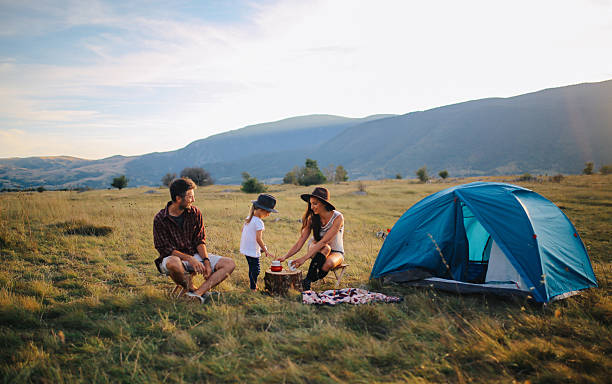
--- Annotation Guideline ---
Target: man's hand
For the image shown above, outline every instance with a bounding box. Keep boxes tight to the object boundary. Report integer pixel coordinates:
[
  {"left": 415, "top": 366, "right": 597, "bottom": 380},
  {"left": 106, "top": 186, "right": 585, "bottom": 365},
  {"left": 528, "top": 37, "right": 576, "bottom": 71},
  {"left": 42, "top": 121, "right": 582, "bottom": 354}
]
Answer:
[
  {"left": 189, "top": 256, "right": 205, "bottom": 274},
  {"left": 203, "top": 259, "right": 212, "bottom": 279}
]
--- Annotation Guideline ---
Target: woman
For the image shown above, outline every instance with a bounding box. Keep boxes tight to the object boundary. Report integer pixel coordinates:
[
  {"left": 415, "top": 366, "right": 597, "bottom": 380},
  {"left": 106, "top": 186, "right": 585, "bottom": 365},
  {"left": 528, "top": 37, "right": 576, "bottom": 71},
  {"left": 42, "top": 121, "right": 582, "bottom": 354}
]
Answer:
[{"left": 277, "top": 187, "right": 344, "bottom": 290}]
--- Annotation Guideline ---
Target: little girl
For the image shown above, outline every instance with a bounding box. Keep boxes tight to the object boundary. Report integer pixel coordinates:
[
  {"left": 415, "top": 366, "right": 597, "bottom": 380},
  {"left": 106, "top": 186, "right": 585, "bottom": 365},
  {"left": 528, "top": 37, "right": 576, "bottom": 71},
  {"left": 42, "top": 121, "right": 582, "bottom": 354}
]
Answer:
[{"left": 240, "top": 194, "right": 277, "bottom": 290}]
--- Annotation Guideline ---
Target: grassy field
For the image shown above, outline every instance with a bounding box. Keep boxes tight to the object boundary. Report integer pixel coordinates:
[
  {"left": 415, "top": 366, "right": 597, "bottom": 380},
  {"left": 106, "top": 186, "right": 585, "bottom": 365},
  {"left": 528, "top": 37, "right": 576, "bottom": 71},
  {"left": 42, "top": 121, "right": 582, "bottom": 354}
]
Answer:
[{"left": 0, "top": 176, "right": 610, "bottom": 383}]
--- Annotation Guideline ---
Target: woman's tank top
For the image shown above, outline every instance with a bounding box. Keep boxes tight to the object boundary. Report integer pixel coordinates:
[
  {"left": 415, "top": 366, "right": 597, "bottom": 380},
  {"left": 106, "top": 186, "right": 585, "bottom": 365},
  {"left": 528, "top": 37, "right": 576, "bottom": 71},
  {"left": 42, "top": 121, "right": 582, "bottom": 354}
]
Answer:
[{"left": 317, "top": 210, "right": 344, "bottom": 254}]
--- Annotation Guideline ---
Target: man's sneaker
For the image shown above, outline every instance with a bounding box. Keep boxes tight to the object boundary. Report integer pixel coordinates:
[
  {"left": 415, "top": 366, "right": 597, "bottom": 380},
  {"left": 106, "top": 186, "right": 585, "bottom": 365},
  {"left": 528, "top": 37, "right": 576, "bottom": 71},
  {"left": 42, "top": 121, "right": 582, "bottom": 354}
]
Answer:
[
  {"left": 186, "top": 291, "right": 221, "bottom": 304},
  {"left": 302, "top": 278, "right": 311, "bottom": 291}
]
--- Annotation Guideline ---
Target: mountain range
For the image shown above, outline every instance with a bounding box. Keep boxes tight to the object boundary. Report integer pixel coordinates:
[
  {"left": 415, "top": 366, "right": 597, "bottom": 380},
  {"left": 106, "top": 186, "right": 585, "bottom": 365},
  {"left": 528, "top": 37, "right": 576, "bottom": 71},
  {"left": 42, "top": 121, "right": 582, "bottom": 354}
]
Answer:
[{"left": 1, "top": 79, "right": 611, "bottom": 189}]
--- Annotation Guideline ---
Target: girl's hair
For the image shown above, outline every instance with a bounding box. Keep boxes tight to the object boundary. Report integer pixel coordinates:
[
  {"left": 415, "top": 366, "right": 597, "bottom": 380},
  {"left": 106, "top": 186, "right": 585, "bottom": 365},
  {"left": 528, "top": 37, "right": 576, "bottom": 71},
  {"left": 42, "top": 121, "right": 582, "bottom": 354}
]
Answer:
[
  {"left": 301, "top": 199, "right": 331, "bottom": 241},
  {"left": 245, "top": 204, "right": 256, "bottom": 224}
]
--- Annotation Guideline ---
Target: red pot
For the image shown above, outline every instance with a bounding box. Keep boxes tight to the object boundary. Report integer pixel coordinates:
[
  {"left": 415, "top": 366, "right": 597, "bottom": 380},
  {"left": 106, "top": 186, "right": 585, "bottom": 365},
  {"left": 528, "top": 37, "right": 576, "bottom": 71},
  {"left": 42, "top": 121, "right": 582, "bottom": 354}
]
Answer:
[{"left": 271, "top": 265, "right": 282, "bottom": 272}]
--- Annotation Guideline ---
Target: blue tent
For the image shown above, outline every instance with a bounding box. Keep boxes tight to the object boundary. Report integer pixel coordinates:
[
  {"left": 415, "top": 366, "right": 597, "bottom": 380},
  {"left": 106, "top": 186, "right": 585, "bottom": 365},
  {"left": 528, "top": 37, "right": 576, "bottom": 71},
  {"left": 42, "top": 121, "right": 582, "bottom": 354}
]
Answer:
[{"left": 371, "top": 182, "right": 597, "bottom": 302}]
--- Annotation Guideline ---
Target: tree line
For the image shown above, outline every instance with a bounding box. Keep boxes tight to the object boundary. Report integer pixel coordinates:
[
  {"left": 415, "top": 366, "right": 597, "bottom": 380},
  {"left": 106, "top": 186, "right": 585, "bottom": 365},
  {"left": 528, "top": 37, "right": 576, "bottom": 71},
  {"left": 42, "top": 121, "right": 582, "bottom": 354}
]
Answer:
[{"left": 106, "top": 160, "right": 611, "bottom": 191}]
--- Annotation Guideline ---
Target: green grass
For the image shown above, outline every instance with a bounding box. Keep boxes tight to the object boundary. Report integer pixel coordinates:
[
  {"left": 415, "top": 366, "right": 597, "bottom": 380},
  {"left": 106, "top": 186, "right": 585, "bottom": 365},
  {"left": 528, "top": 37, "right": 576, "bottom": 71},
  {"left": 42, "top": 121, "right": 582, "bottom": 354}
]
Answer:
[{"left": 0, "top": 176, "right": 610, "bottom": 383}]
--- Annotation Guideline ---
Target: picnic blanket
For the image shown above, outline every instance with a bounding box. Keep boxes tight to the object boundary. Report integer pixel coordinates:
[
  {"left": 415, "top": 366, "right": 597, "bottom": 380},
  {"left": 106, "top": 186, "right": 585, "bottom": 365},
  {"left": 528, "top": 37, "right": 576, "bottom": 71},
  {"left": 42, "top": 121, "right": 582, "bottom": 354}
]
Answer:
[{"left": 302, "top": 288, "right": 402, "bottom": 305}]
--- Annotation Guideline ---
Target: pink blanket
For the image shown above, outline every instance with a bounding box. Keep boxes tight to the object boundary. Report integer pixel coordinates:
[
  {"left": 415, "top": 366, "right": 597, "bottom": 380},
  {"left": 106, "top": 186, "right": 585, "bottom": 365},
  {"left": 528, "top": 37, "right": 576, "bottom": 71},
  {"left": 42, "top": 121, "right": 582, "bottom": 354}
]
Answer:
[{"left": 302, "top": 288, "right": 403, "bottom": 305}]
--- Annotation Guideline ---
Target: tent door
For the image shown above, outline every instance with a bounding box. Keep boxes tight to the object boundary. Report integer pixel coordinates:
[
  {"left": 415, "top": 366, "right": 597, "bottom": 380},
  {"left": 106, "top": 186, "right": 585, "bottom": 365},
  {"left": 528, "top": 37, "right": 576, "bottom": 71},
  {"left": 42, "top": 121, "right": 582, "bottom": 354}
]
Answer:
[
  {"left": 462, "top": 204, "right": 492, "bottom": 283},
  {"left": 485, "top": 241, "right": 528, "bottom": 290}
]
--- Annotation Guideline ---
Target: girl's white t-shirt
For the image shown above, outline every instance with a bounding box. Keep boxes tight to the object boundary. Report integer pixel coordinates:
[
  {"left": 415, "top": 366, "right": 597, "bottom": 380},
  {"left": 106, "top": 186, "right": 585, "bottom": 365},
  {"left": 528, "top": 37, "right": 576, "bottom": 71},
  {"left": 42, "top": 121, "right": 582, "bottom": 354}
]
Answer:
[{"left": 240, "top": 216, "right": 265, "bottom": 258}]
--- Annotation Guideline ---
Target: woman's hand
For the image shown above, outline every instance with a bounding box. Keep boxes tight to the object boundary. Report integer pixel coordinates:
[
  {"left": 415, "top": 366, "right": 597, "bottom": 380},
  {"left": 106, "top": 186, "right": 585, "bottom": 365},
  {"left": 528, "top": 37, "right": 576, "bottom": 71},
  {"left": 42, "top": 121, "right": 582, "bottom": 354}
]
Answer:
[
  {"left": 264, "top": 250, "right": 275, "bottom": 259},
  {"left": 291, "top": 256, "right": 308, "bottom": 269}
]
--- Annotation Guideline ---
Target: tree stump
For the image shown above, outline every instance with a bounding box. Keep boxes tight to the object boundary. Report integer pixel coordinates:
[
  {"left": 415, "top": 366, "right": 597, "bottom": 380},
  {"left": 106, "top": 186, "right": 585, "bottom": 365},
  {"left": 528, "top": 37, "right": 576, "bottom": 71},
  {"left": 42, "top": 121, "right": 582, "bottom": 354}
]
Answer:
[{"left": 264, "top": 269, "right": 303, "bottom": 295}]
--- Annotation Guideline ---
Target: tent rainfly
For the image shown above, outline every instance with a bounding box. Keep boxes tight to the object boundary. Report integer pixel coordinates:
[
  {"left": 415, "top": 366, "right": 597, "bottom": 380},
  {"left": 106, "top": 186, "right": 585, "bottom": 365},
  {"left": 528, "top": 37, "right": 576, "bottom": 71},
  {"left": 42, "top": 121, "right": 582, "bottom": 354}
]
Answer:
[{"left": 370, "top": 182, "right": 597, "bottom": 303}]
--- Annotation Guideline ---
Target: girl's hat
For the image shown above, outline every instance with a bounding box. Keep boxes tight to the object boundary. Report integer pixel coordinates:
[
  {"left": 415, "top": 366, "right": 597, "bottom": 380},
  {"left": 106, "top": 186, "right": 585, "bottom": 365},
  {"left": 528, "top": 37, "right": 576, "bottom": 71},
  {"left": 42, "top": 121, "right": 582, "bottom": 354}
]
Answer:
[
  {"left": 300, "top": 187, "right": 335, "bottom": 211},
  {"left": 252, "top": 194, "right": 278, "bottom": 212}
]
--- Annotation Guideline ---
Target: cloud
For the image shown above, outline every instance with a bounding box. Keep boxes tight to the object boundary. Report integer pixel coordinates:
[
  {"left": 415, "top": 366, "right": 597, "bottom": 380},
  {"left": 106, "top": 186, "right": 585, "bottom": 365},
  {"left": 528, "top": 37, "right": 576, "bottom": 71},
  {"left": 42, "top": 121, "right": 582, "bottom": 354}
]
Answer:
[{"left": 1, "top": 0, "right": 611, "bottom": 159}]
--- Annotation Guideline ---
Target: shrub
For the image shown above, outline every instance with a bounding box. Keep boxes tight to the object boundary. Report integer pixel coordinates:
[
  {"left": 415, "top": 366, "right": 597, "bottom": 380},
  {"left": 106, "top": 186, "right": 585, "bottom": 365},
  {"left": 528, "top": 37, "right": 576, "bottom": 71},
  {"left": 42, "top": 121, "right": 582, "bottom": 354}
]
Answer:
[
  {"left": 241, "top": 172, "right": 267, "bottom": 193},
  {"left": 161, "top": 173, "right": 176, "bottom": 187},
  {"left": 111, "top": 175, "right": 128, "bottom": 190},
  {"left": 284, "top": 159, "right": 327, "bottom": 186},
  {"left": 438, "top": 170, "right": 449, "bottom": 179},
  {"left": 395, "top": 174, "right": 402, "bottom": 179},
  {"left": 550, "top": 174, "right": 564, "bottom": 183},
  {"left": 334, "top": 165, "right": 349, "bottom": 182},
  {"left": 517, "top": 173, "right": 535, "bottom": 182},
  {"left": 583, "top": 162, "right": 594, "bottom": 175},
  {"left": 300, "top": 159, "right": 326, "bottom": 186},
  {"left": 283, "top": 166, "right": 300, "bottom": 185},
  {"left": 600, "top": 165, "right": 612, "bottom": 175},
  {"left": 36, "top": 186, "right": 45, "bottom": 193},
  {"left": 416, "top": 166, "right": 429, "bottom": 183},
  {"left": 357, "top": 181, "right": 367, "bottom": 193},
  {"left": 180, "top": 167, "right": 213, "bottom": 186}
]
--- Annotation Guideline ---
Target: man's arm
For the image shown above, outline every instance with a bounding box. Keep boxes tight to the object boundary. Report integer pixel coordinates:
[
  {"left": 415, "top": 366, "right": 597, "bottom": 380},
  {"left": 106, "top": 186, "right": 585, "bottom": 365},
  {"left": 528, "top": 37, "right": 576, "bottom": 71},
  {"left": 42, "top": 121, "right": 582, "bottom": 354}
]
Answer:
[
  {"left": 192, "top": 209, "right": 207, "bottom": 249},
  {"left": 196, "top": 243, "right": 212, "bottom": 278},
  {"left": 153, "top": 216, "right": 175, "bottom": 258}
]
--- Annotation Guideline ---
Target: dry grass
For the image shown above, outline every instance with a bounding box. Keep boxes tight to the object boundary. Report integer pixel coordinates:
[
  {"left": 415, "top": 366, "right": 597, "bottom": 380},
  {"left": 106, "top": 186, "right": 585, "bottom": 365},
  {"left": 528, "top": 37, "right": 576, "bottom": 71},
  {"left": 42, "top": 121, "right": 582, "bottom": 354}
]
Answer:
[{"left": 0, "top": 176, "right": 610, "bottom": 383}]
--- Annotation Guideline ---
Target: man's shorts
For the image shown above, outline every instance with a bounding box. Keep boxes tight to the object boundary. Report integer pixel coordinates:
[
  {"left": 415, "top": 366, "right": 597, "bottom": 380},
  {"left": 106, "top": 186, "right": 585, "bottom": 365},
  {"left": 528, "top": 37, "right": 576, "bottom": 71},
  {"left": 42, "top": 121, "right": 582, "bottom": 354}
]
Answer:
[{"left": 159, "top": 253, "right": 223, "bottom": 275}]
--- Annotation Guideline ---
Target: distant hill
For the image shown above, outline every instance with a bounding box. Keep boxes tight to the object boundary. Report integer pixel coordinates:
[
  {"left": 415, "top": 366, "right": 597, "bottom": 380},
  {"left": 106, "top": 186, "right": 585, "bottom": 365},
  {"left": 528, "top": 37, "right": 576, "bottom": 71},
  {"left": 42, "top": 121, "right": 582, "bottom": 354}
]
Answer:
[
  {"left": 1, "top": 79, "right": 611, "bottom": 189},
  {"left": 0, "top": 115, "right": 394, "bottom": 188},
  {"left": 312, "top": 80, "right": 612, "bottom": 179}
]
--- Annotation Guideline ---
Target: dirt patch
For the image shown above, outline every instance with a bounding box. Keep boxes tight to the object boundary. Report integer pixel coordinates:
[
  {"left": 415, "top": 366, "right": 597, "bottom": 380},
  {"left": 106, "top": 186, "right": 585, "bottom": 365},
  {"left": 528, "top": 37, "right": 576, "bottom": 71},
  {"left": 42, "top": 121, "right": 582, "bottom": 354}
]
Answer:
[{"left": 50, "top": 220, "right": 113, "bottom": 237}]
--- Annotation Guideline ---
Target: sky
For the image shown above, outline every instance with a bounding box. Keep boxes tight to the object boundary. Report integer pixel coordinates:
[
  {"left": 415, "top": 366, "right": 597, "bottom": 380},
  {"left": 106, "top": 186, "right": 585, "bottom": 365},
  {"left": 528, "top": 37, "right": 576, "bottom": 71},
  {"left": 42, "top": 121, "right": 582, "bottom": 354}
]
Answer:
[{"left": 1, "top": 0, "right": 611, "bottom": 159}]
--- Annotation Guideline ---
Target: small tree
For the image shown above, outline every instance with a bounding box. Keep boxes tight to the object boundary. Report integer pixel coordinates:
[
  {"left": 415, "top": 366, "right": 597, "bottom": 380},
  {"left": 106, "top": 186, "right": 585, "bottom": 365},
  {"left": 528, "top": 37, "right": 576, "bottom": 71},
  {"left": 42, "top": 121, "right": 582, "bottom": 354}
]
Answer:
[
  {"left": 438, "top": 170, "right": 449, "bottom": 179},
  {"left": 299, "top": 158, "right": 326, "bottom": 186},
  {"left": 583, "top": 162, "right": 594, "bottom": 175},
  {"left": 600, "top": 164, "right": 612, "bottom": 175},
  {"left": 180, "top": 167, "right": 213, "bottom": 186},
  {"left": 416, "top": 166, "right": 429, "bottom": 183},
  {"left": 334, "top": 165, "right": 348, "bottom": 182},
  {"left": 283, "top": 166, "right": 300, "bottom": 185},
  {"left": 111, "top": 175, "right": 128, "bottom": 190},
  {"left": 323, "top": 164, "right": 336, "bottom": 182},
  {"left": 241, "top": 172, "right": 267, "bottom": 193},
  {"left": 395, "top": 174, "right": 402, "bottom": 179},
  {"left": 161, "top": 173, "right": 176, "bottom": 187}
]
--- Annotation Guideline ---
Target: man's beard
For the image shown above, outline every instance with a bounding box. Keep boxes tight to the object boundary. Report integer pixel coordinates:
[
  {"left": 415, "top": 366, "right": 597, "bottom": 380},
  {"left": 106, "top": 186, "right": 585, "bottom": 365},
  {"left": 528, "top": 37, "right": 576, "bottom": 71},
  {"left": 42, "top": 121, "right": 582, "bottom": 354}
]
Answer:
[{"left": 179, "top": 201, "right": 190, "bottom": 210}]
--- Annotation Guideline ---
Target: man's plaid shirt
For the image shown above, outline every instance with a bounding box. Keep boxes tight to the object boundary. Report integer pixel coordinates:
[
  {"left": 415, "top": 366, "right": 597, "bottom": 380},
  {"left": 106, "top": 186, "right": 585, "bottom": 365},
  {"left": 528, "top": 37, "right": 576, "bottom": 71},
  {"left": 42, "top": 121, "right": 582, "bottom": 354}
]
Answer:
[{"left": 153, "top": 201, "right": 206, "bottom": 272}]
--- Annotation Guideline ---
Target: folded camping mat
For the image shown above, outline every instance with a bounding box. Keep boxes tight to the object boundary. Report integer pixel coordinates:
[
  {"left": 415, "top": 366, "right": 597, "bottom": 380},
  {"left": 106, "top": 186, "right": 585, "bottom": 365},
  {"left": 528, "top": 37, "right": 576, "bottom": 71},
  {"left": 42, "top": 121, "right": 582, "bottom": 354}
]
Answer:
[{"left": 302, "top": 288, "right": 403, "bottom": 305}]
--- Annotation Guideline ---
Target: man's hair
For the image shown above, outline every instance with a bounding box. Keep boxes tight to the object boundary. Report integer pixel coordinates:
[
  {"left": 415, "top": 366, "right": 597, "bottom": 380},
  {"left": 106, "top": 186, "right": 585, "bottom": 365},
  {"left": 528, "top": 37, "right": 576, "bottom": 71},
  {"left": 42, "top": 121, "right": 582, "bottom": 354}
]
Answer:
[{"left": 170, "top": 177, "right": 197, "bottom": 202}]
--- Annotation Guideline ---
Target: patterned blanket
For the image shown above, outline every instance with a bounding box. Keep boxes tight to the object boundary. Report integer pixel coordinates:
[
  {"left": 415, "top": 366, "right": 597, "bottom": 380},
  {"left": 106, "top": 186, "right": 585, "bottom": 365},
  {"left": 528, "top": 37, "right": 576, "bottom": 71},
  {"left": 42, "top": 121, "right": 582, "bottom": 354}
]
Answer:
[{"left": 302, "top": 288, "right": 403, "bottom": 305}]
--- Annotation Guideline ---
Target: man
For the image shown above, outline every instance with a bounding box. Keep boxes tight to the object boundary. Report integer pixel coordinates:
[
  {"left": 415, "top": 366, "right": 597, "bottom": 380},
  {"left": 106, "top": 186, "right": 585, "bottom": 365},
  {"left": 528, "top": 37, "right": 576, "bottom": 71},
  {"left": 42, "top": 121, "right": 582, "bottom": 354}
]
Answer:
[{"left": 153, "top": 177, "right": 235, "bottom": 302}]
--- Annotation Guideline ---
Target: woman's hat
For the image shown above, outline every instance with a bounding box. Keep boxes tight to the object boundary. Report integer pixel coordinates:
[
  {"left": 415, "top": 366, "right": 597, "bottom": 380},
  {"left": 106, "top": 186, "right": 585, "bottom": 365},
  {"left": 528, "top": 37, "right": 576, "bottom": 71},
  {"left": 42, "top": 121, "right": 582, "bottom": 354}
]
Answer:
[
  {"left": 301, "top": 187, "right": 335, "bottom": 211},
  {"left": 252, "top": 194, "right": 278, "bottom": 212}
]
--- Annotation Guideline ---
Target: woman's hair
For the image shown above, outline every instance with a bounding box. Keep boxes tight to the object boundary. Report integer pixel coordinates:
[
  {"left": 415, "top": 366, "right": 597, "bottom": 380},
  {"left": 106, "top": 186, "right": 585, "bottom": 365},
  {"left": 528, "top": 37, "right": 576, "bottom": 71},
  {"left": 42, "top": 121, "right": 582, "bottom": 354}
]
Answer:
[
  {"left": 245, "top": 204, "right": 256, "bottom": 224},
  {"left": 301, "top": 198, "right": 330, "bottom": 241}
]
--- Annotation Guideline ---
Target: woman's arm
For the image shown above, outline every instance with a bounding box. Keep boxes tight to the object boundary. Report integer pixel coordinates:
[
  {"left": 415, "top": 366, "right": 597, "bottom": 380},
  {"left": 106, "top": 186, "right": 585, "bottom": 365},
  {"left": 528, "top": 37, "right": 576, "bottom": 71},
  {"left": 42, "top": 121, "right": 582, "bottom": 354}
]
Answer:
[
  {"left": 278, "top": 219, "right": 311, "bottom": 261},
  {"left": 292, "top": 214, "right": 343, "bottom": 268},
  {"left": 304, "top": 214, "right": 343, "bottom": 260}
]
